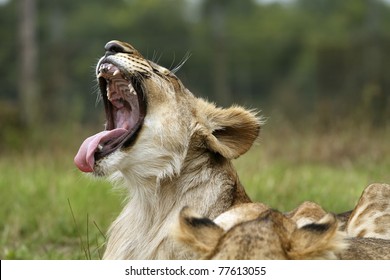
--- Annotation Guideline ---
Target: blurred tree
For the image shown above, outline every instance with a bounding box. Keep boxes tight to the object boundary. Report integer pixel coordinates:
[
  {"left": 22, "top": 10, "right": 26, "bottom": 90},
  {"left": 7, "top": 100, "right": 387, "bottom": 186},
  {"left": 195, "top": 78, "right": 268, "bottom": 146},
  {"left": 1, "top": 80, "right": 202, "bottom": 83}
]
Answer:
[
  {"left": 0, "top": 0, "right": 17, "bottom": 101},
  {"left": 202, "top": 0, "right": 231, "bottom": 106},
  {"left": 0, "top": 0, "right": 389, "bottom": 135},
  {"left": 19, "top": 0, "right": 39, "bottom": 126}
]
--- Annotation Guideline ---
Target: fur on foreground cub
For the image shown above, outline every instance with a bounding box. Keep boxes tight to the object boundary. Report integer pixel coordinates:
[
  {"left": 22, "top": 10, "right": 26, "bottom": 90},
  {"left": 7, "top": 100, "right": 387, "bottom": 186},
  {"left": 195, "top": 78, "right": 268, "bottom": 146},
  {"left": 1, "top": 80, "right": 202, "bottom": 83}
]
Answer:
[
  {"left": 174, "top": 183, "right": 390, "bottom": 260},
  {"left": 74, "top": 40, "right": 262, "bottom": 259}
]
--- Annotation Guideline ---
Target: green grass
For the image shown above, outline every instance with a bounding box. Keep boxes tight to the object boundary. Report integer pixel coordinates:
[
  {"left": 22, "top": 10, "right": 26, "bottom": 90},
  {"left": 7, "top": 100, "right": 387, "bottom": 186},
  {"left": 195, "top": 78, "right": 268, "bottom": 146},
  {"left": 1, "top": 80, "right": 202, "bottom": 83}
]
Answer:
[
  {"left": 236, "top": 153, "right": 389, "bottom": 213},
  {"left": 0, "top": 123, "right": 389, "bottom": 259},
  {"left": 235, "top": 123, "right": 390, "bottom": 212},
  {"left": 0, "top": 151, "right": 122, "bottom": 259}
]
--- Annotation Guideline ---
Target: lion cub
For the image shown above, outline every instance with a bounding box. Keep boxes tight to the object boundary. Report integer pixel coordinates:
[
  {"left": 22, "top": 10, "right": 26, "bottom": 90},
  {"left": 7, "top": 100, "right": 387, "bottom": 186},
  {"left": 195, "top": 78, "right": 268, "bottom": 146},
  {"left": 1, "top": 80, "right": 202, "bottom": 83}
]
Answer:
[
  {"left": 175, "top": 206, "right": 390, "bottom": 260},
  {"left": 75, "top": 40, "right": 263, "bottom": 259},
  {"left": 174, "top": 183, "right": 390, "bottom": 260},
  {"left": 175, "top": 206, "right": 347, "bottom": 260}
]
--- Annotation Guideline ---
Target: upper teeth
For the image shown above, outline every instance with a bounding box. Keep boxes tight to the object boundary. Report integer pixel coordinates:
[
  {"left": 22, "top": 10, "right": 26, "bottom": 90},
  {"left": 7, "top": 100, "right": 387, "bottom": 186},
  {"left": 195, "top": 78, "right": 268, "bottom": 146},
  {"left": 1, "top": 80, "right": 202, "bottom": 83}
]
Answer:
[{"left": 99, "top": 64, "right": 112, "bottom": 73}]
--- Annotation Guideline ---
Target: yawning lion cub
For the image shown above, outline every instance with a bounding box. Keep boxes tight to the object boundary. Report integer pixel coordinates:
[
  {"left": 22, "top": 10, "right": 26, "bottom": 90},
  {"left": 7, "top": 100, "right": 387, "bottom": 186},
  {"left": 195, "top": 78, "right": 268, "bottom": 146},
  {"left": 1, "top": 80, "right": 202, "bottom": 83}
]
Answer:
[{"left": 74, "top": 40, "right": 263, "bottom": 259}]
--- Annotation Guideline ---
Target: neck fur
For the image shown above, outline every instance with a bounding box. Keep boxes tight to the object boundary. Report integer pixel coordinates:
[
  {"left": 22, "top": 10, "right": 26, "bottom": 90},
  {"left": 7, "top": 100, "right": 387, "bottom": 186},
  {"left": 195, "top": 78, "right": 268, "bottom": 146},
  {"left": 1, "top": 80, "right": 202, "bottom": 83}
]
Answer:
[{"left": 103, "top": 150, "right": 241, "bottom": 259}]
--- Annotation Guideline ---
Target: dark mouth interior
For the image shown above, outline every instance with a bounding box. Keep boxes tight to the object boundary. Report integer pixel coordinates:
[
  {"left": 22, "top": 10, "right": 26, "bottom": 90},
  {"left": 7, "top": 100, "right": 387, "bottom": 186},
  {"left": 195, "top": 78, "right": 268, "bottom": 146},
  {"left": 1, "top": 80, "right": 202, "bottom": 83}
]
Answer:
[{"left": 94, "top": 62, "right": 146, "bottom": 161}]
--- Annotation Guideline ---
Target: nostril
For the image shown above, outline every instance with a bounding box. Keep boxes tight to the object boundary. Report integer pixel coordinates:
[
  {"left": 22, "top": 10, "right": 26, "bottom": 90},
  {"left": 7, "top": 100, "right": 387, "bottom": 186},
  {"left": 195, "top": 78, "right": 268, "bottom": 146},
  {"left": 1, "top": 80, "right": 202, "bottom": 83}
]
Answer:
[{"left": 105, "top": 41, "right": 125, "bottom": 54}]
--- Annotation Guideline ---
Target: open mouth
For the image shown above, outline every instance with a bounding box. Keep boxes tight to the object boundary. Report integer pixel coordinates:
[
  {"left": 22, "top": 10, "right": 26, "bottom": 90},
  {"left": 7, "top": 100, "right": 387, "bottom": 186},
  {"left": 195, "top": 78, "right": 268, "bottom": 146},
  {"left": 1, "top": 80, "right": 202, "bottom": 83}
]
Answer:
[{"left": 74, "top": 61, "right": 146, "bottom": 173}]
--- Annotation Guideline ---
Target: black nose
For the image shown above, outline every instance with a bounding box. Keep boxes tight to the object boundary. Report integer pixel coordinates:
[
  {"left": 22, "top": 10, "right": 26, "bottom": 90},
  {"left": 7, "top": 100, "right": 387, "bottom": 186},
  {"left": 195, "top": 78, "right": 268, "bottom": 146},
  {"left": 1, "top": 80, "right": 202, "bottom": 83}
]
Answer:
[{"left": 105, "top": 41, "right": 125, "bottom": 54}]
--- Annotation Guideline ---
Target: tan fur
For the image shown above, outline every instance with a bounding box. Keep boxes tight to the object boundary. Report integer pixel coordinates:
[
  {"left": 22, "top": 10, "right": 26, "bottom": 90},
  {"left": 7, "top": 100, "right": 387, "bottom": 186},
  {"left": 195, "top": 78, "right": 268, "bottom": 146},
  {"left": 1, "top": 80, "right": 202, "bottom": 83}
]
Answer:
[
  {"left": 82, "top": 41, "right": 389, "bottom": 260},
  {"left": 346, "top": 183, "right": 390, "bottom": 239},
  {"left": 174, "top": 183, "right": 390, "bottom": 260},
  {"left": 174, "top": 207, "right": 347, "bottom": 260},
  {"left": 88, "top": 41, "right": 263, "bottom": 259},
  {"left": 175, "top": 207, "right": 225, "bottom": 257},
  {"left": 339, "top": 237, "right": 390, "bottom": 259},
  {"left": 213, "top": 203, "right": 270, "bottom": 231},
  {"left": 286, "top": 201, "right": 327, "bottom": 228},
  {"left": 175, "top": 206, "right": 390, "bottom": 260}
]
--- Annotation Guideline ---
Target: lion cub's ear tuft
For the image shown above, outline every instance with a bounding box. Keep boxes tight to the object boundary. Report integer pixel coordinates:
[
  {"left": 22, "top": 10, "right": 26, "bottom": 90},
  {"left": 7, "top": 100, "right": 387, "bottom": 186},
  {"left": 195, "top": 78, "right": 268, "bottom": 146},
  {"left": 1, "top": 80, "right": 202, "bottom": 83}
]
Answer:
[
  {"left": 196, "top": 99, "right": 263, "bottom": 159},
  {"left": 173, "top": 207, "right": 224, "bottom": 255}
]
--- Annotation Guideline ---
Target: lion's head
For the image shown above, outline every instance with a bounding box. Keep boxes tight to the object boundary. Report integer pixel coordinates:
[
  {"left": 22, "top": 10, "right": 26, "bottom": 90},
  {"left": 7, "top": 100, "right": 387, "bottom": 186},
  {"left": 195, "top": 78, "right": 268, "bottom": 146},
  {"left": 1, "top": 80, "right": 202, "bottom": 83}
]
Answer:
[
  {"left": 175, "top": 206, "right": 346, "bottom": 260},
  {"left": 74, "top": 40, "right": 261, "bottom": 183}
]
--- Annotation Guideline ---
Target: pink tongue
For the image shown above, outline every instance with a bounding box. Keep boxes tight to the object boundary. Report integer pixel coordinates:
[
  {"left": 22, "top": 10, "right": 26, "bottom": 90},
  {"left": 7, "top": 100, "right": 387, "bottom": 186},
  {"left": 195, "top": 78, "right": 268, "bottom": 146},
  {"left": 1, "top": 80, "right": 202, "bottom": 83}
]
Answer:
[{"left": 74, "top": 128, "right": 128, "bottom": 172}]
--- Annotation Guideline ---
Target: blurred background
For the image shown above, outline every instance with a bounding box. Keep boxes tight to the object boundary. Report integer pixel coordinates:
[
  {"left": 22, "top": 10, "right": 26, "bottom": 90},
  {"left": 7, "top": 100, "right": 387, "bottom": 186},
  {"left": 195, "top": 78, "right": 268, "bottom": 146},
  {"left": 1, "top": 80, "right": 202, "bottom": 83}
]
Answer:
[
  {"left": 2, "top": 0, "right": 390, "bottom": 133},
  {"left": 1, "top": 0, "right": 389, "bottom": 259}
]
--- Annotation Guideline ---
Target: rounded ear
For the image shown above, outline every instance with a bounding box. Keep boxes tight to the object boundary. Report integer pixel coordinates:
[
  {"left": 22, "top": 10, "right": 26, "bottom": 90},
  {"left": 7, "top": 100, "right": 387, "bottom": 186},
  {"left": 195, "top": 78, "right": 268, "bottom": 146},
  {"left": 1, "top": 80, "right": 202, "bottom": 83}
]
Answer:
[
  {"left": 287, "top": 214, "right": 347, "bottom": 260},
  {"left": 173, "top": 207, "right": 224, "bottom": 255},
  {"left": 196, "top": 99, "right": 263, "bottom": 159}
]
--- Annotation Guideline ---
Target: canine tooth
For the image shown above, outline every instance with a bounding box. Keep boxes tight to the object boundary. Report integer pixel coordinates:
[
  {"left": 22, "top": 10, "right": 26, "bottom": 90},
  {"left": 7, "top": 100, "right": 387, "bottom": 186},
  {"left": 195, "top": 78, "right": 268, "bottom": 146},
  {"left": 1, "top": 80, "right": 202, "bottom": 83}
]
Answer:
[
  {"left": 128, "top": 85, "right": 137, "bottom": 95},
  {"left": 97, "top": 144, "right": 103, "bottom": 151},
  {"left": 107, "top": 85, "right": 112, "bottom": 100},
  {"left": 113, "top": 70, "right": 120, "bottom": 76}
]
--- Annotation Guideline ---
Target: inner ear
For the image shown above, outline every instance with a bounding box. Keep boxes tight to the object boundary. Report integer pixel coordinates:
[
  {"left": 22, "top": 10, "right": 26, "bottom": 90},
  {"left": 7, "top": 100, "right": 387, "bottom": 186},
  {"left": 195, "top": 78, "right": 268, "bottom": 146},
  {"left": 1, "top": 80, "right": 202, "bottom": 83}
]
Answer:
[{"left": 201, "top": 104, "right": 262, "bottom": 159}]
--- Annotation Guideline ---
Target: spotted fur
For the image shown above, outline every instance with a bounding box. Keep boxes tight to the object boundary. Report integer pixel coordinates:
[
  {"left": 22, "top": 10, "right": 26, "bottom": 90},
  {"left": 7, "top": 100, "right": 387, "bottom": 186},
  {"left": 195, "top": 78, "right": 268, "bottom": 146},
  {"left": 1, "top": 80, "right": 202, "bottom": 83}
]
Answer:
[{"left": 346, "top": 183, "right": 390, "bottom": 239}]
